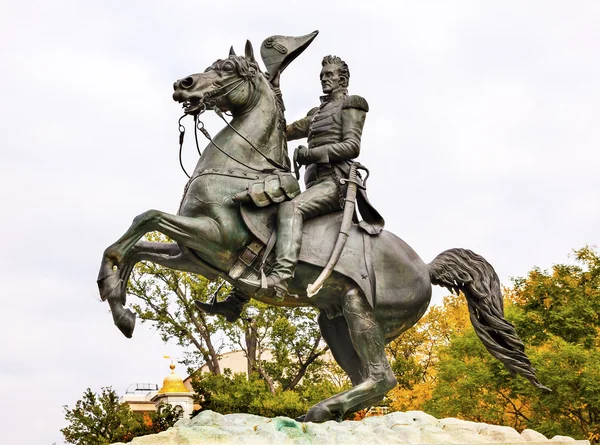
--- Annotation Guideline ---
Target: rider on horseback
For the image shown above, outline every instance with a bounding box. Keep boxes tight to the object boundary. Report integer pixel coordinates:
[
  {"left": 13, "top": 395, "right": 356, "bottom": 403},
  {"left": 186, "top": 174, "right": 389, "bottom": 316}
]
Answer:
[
  {"left": 100, "top": 35, "right": 550, "bottom": 417},
  {"left": 197, "top": 53, "right": 383, "bottom": 321}
]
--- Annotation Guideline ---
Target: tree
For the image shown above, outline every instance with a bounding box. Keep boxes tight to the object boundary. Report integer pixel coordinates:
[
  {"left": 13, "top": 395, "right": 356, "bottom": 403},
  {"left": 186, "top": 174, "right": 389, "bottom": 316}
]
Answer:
[
  {"left": 62, "top": 387, "right": 135, "bottom": 445},
  {"left": 191, "top": 369, "right": 345, "bottom": 419},
  {"left": 128, "top": 233, "right": 228, "bottom": 374},
  {"left": 61, "top": 387, "right": 178, "bottom": 444},
  {"left": 129, "top": 233, "right": 332, "bottom": 394},
  {"left": 509, "top": 246, "right": 600, "bottom": 349},
  {"left": 423, "top": 309, "right": 534, "bottom": 430},
  {"left": 220, "top": 302, "right": 332, "bottom": 393},
  {"left": 525, "top": 337, "right": 600, "bottom": 442},
  {"left": 136, "top": 403, "right": 181, "bottom": 436},
  {"left": 386, "top": 293, "right": 470, "bottom": 412},
  {"left": 424, "top": 246, "right": 600, "bottom": 443}
]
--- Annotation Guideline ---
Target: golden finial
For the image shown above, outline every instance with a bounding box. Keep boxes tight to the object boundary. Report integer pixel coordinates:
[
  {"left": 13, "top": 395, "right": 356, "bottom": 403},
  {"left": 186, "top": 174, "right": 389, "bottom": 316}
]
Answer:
[{"left": 157, "top": 358, "right": 190, "bottom": 394}]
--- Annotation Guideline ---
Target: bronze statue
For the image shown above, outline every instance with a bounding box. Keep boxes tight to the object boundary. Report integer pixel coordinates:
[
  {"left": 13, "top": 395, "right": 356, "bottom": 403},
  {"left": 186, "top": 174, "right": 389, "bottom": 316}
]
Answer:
[
  {"left": 97, "top": 32, "right": 548, "bottom": 423},
  {"left": 200, "top": 52, "right": 384, "bottom": 319}
]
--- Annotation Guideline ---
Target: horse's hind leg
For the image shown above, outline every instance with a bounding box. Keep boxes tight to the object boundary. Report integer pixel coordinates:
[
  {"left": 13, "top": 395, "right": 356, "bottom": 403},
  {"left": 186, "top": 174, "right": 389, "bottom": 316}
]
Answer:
[
  {"left": 305, "top": 288, "right": 397, "bottom": 422},
  {"left": 318, "top": 311, "right": 367, "bottom": 386}
]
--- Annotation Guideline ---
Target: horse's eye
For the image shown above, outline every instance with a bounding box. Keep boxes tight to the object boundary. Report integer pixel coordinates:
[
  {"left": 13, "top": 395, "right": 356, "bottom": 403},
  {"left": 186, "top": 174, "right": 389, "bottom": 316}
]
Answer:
[{"left": 222, "top": 62, "right": 234, "bottom": 72}]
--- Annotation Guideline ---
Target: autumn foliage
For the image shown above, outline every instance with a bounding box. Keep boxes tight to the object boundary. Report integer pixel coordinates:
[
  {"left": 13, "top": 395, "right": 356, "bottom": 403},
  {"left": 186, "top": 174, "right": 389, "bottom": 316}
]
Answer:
[
  {"left": 73, "top": 243, "right": 600, "bottom": 443},
  {"left": 386, "top": 246, "right": 600, "bottom": 443}
]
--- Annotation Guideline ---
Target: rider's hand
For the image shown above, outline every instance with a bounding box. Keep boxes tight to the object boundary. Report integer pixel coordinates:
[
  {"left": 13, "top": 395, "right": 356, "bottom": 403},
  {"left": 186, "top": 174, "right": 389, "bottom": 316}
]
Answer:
[{"left": 294, "top": 145, "right": 310, "bottom": 165}]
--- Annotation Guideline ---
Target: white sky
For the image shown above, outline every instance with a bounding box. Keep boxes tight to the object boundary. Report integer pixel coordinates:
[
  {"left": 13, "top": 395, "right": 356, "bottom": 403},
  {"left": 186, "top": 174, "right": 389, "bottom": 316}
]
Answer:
[{"left": 1, "top": 1, "right": 599, "bottom": 443}]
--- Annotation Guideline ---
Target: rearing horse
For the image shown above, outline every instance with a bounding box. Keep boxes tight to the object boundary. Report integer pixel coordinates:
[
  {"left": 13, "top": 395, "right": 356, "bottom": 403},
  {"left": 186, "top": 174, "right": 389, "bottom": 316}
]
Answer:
[{"left": 97, "top": 40, "right": 548, "bottom": 423}]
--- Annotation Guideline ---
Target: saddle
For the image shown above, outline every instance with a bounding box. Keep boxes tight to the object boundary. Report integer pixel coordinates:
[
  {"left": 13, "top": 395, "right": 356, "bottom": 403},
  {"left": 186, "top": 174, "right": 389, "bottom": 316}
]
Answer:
[{"left": 229, "top": 203, "right": 376, "bottom": 308}]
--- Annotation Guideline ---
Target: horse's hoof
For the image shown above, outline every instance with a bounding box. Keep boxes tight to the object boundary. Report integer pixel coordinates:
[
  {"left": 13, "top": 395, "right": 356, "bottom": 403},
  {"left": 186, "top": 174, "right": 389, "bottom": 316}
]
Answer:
[
  {"left": 114, "top": 308, "right": 136, "bottom": 338},
  {"left": 304, "top": 405, "right": 334, "bottom": 423}
]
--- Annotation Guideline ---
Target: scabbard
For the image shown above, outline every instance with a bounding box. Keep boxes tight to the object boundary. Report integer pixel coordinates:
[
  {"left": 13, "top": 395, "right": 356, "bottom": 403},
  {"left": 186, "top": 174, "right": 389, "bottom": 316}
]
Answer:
[{"left": 307, "top": 162, "right": 359, "bottom": 297}]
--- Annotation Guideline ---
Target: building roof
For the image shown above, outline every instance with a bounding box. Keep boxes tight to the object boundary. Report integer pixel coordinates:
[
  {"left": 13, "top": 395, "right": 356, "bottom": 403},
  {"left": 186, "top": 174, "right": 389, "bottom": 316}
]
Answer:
[{"left": 158, "top": 363, "right": 191, "bottom": 394}]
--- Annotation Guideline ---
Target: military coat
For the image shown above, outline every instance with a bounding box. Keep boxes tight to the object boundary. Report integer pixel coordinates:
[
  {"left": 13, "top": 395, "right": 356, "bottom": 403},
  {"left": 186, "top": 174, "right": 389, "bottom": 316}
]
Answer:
[{"left": 286, "top": 92, "right": 384, "bottom": 234}]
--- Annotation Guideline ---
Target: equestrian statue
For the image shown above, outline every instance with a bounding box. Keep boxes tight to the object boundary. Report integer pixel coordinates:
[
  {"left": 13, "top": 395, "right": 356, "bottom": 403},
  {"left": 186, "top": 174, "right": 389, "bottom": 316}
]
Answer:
[{"left": 97, "top": 31, "right": 549, "bottom": 423}]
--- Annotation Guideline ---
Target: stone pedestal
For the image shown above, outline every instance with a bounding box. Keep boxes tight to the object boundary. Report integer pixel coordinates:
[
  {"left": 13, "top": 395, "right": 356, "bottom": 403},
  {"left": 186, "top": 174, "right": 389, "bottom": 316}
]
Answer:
[{"left": 112, "top": 410, "right": 590, "bottom": 445}]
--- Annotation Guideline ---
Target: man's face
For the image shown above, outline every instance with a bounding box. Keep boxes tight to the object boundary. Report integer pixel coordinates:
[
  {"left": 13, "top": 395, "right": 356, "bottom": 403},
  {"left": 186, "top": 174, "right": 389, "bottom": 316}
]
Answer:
[{"left": 320, "top": 64, "right": 342, "bottom": 95}]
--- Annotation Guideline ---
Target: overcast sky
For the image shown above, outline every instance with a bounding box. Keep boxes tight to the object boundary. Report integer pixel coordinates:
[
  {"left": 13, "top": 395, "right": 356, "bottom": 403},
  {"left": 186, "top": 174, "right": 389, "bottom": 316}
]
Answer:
[{"left": 1, "top": 1, "right": 599, "bottom": 443}]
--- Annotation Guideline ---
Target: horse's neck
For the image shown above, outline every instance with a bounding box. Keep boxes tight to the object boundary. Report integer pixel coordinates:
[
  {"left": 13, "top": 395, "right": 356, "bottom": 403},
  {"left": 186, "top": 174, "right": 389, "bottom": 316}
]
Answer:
[{"left": 196, "top": 81, "right": 284, "bottom": 173}]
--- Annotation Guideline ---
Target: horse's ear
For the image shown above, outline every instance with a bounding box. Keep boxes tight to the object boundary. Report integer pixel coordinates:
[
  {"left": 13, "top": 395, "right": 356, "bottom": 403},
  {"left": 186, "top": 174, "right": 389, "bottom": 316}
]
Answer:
[
  {"left": 229, "top": 46, "right": 236, "bottom": 57},
  {"left": 245, "top": 40, "right": 256, "bottom": 63}
]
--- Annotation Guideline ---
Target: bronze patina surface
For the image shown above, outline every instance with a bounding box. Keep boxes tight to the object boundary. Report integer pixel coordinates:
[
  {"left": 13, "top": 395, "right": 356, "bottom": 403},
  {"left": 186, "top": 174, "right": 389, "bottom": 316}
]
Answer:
[{"left": 97, "top": 33, "right": 548, "bottom": 423}]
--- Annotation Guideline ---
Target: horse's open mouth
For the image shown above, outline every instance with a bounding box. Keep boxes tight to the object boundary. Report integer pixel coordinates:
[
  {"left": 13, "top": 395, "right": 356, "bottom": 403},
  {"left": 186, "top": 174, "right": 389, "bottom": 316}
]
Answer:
[{"left": 182, "top": 96, "right": 203, "bottom": 115}]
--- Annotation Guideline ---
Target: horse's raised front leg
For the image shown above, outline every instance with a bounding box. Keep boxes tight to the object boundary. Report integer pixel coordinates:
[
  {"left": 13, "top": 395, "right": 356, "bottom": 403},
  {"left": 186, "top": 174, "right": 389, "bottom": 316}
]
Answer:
[
  {"left": 304, "top": 288, "right": 397, "bottom": 422},
  {"left": 99, "top": 210, "right": 221, "bottom": 291},
  {"left": 100, "top": 239, "right": 224, "bottom": 338},
  {"left": 116, "top": 240, "right": 221, "bottom": 302},
  {"left": 98, "top": 211, "right": 222, "bottom": 337},
  {"left": 103, "top": 210, "right": 222, "bottom": 266}
]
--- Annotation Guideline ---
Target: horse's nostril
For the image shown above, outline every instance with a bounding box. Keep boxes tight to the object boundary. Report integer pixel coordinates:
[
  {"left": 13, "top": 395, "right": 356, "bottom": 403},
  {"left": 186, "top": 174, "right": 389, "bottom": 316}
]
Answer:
[{"left": 181, "top": 77, "right": 194, "bottom": 89}]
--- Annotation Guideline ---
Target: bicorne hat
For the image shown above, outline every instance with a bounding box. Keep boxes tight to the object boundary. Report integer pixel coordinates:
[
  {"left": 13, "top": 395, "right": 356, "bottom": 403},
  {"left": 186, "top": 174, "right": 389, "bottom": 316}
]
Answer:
[{"left": 260, "top": 30, "right": 319, "bottom": 81}]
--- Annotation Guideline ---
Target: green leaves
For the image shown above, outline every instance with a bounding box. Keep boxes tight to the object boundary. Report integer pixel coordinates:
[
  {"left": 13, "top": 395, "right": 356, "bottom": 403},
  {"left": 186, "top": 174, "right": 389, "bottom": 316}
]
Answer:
[
  {"left": 126, "top": 233, "right": 336, "bottom": 418},
  {"left": 419, "top": 246, "right": 600, "bottom": 442},
  {"left": 61, "top": 387, "right": 178, "bottom": 444},
  {"left": 525, "top": 338, "right": 600, "bottom": 441},
  {"left": 190, "top": 371, "right": 342, "bottom": 419},
  {"left": 62, "top": 387, "right": 133, "bottom": 445},
  {"left": 511, "top": 246, "right": 600, "bottom": 349}
]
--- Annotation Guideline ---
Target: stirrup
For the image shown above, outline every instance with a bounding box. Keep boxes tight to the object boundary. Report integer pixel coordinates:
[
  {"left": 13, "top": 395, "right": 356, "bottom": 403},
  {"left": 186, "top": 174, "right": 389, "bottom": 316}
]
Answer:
[{"left": 239, "top": 274, "right": 288, "bottom": 302}]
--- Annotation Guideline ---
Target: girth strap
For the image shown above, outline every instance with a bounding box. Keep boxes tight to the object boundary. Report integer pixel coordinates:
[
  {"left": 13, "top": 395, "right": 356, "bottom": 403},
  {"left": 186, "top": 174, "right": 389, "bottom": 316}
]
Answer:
[
  {"left": 228, "top": 230, "right": 277, "bottom": 282},
  {"left": 229, "top": 239, "right": 264, "bottom": 280}
]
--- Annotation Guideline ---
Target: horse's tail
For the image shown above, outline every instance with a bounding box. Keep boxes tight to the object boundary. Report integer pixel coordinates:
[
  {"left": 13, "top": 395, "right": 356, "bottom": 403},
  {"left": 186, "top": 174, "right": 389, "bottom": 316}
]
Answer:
[{"left": 428, "top": 248, "right": 550, "bottom": 391}]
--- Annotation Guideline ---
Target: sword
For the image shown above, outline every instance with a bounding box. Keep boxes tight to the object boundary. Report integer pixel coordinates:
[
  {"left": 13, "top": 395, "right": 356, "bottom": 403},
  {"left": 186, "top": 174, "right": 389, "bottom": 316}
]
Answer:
[{"left": 306, "top": 161, "right": 365, "bottom": 297}]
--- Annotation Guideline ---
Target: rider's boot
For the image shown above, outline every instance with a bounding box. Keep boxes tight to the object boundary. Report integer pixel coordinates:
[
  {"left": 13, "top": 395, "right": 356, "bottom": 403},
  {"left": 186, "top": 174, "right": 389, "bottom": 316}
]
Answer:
[
  {"left": 195, "top": 289, "right": 250, "bottom": 322},
  {"left": 240, "top": 201, "right": 303, "bottom": 299}
]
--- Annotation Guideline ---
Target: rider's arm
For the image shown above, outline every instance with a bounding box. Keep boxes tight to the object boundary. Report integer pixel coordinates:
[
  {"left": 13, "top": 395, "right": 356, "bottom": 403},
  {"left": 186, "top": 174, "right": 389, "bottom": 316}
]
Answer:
[
  {"left": 303, "top": 97, "right": 368, "bottom": 164},
  {"left": 286, "top": 107, "right": 319, "bottom": 141}
]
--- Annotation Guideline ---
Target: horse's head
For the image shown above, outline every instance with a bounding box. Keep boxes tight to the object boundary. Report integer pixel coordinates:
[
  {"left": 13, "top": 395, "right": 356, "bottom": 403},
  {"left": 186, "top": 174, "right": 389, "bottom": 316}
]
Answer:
[{"left": 173, "top": 41, "right": 262, "bottom": 116}]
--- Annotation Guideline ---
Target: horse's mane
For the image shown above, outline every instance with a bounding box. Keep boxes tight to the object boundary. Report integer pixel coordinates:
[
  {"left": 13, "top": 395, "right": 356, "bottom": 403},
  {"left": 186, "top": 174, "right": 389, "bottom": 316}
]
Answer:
[
  {"left": 226, "top": 55, "right": 290, "bottom": 167},
  {"left": 265, "top": 80, "right": 289, "bottom": 167}
]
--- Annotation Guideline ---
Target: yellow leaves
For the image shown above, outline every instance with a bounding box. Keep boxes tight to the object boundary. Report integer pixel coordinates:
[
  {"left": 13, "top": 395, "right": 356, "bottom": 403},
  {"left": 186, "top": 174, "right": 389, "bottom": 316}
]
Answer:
[
  {"left": 388, "top": 380, "right": 434, "bottom": 412},
  {"left": 588, "top": 431, "right": 600, "bottom": 443},
  {"left": 477, "top": 398, "right": 489, "bottom": 409},
  {"left": 504, "top": 286, "right": 523, "bottom": 305},
  {"left": 145, "top": 231, "right": 175, "bottom": 243},
  {"left": 386, "top": 294, "right": 472, "bottom": 411},
  {"left": 536, "top": 342, "right": 554, "bottom": 353}
]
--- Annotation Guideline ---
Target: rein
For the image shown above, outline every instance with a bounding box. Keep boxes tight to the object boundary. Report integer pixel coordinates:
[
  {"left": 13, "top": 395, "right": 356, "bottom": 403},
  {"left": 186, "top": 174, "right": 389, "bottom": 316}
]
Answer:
[
  {"left": 212, "top": 107, "right": 289, "bottom": 172},
  {"left": 177, "top": 112, "right": 204, "bottom": 178},
  {"left": 176, "top": 75, "right": 290, "bottom": 177}
]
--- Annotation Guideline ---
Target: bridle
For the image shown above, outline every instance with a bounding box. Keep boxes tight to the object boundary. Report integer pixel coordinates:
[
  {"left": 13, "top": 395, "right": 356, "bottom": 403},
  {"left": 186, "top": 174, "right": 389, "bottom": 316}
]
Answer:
[{"left": 177, "top": 72, "right": 290, "bottom": 178}]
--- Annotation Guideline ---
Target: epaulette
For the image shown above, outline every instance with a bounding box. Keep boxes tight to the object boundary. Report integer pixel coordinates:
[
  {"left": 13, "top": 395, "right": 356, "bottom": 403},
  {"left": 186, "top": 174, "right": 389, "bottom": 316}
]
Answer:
[
  {"left": 307, "top": 106, "right": 319, "bottom": 116},
  {"left": 342, "top": 95, "right": 369, "bottom": 112}
]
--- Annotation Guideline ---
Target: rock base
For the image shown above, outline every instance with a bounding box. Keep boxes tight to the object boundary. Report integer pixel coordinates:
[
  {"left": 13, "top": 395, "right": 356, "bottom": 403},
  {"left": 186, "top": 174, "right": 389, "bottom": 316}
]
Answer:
[{"left": 113, "top": 410, "right": 589, "bottom": 445}]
